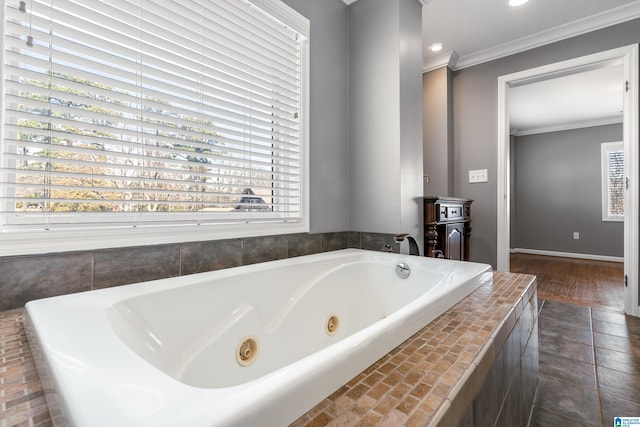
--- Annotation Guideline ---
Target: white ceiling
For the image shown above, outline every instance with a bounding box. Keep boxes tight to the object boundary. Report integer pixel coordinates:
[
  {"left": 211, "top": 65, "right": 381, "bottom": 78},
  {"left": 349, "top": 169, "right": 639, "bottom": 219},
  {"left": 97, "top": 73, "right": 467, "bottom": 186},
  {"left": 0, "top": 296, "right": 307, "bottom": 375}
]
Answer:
[
  {"left": 509, "top": 62, "right": 624, "bottom": 135},
  {"left": 343, "top": 0, "right": 640, "bottom": 134},
  {"left": 421, "top": 0, "right": 640, "bottom": 71},
  {"left": 419, "top": 0, "right": 639, "bottom": 134}
]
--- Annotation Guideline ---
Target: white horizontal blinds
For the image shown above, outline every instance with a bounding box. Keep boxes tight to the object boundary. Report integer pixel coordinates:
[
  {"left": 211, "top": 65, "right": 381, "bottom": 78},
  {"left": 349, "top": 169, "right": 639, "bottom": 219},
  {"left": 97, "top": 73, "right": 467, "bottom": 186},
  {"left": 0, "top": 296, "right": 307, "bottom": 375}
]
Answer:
[{"left": 1, "top": 0, "right": 303, "bottom": 229}]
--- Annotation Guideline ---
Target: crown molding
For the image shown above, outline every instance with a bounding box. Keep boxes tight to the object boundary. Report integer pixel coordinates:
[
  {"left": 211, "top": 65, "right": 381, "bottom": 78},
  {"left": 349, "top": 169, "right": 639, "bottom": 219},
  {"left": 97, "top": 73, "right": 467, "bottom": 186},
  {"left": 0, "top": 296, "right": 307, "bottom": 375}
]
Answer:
[
  {"left": 453, "top": 1, "right": 640, "bottom": 70},
  {"left": 511, "top": 115, "right": 623, "bottom": 137},
  {"left": 422, "top": 50, "right": 459, "bottom": 73},
  {"left": 342, "top": 0, "right": 425, "bottom": 6}
]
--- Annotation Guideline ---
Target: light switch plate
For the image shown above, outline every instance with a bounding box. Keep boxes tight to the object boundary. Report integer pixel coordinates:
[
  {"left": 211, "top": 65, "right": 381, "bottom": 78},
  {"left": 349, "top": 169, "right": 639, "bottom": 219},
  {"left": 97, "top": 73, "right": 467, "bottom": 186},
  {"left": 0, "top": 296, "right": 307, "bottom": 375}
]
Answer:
[{"left": 469, "top": 169, "right": 488, "bottom": 183}]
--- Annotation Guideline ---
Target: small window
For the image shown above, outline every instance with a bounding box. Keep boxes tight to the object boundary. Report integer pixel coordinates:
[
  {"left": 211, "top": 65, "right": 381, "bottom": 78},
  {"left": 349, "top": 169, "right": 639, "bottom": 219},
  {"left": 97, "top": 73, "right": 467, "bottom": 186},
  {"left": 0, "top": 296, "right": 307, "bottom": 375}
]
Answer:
[{"left": 601, "top": 141, "right": 624, "bottom": 222}]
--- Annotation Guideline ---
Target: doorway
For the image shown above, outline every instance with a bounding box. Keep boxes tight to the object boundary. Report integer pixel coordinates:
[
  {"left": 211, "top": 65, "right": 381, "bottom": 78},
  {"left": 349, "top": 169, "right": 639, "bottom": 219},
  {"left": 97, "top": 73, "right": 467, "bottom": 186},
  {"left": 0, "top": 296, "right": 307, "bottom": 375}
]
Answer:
[{"left": 496, "top": 45, "right": 639, "bottom": 316}]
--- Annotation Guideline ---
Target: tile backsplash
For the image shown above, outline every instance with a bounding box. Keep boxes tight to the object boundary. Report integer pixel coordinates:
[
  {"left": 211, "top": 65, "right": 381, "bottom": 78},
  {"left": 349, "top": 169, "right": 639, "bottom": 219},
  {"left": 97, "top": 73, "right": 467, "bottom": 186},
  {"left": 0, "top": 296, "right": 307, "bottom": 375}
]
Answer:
[{"left": 0, "top": 231, "right": 401, "bottom": 311}]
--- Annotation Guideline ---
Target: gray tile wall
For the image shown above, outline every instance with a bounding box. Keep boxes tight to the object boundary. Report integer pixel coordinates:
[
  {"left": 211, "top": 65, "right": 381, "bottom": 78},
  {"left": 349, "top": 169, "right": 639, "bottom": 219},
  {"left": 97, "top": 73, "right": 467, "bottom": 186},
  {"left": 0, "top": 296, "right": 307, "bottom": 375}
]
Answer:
[
  {"left": 0, "top": 231, "right": 400, "bottom": 311},
  {"left": 457, "top": 288, "right": 539, "bottom": 427}
]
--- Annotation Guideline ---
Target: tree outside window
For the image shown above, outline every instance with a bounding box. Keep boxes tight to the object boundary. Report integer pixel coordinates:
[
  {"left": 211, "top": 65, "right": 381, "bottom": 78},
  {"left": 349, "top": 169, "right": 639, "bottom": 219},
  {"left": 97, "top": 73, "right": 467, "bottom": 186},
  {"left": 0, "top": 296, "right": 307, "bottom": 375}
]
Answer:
[{"left": 602, "top": 141, "right": 624, "bottom": 222}]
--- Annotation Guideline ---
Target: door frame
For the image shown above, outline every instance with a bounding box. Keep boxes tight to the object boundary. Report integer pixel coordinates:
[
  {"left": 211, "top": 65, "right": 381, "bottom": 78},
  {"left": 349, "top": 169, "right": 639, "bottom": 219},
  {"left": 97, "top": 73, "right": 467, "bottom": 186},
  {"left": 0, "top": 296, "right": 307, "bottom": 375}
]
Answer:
[{"left": 496, "top": 44, "right": 639, "bottom": 316}]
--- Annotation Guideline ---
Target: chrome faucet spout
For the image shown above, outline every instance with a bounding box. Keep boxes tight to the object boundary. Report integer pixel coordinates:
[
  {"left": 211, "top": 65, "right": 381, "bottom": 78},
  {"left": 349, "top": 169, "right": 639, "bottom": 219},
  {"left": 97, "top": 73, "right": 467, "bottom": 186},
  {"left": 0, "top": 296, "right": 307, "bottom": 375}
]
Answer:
[{"left": 394, "top": 234, "right": 420, "bottom": 256}]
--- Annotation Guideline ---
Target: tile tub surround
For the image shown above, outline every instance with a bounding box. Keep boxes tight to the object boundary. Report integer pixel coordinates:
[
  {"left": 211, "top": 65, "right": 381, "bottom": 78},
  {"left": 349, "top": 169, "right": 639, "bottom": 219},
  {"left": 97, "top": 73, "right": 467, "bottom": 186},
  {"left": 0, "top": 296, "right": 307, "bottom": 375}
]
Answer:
[
  {"left": 292, "top": 271, "right": 538, "bottom": 427},
  {"left": 0, "top": 309, "right": 50, "bottom": 427},
  {"left": 0, "top": 231, "right": 408, "bottom": 312},
  {"left": 0, "top": 271, "right": 537, "bottom": 427}
]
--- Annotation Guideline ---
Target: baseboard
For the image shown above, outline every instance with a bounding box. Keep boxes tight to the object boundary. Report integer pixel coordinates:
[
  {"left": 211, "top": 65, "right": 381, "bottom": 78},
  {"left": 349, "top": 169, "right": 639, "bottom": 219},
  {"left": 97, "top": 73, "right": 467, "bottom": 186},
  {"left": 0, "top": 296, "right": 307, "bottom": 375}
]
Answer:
[{"left": 510, "top": 248, "right": 624, "bottom": 263}]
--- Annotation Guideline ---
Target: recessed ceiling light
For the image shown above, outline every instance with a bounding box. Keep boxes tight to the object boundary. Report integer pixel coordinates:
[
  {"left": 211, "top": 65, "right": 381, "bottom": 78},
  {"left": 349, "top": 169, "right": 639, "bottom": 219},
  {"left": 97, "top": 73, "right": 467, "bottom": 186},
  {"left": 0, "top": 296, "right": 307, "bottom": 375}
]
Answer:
[
  {"left": 509, "top": 0, "right": 530, "bottom": 6},
  {"left": 428, "top": 43, "right": 444, "bottom": 52}
]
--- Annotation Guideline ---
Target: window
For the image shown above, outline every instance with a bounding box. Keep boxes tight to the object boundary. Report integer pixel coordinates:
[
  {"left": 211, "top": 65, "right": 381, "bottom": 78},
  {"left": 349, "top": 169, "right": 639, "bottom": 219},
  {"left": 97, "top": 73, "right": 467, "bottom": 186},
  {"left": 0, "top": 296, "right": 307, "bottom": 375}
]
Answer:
[
  {"left": 0, "top": 0, "right": 309, "bottom": 254},
  {"left": 601, "top": 141, "right": 624, "bottom": 222}
]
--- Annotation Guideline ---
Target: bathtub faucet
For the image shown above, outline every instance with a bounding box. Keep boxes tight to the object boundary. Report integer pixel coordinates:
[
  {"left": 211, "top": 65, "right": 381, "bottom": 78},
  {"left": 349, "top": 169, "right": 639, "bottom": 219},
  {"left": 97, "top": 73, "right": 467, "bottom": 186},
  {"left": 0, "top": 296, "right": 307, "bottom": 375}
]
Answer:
[{"left": 394, "top": 234, "right": 420, "bottom": 256}]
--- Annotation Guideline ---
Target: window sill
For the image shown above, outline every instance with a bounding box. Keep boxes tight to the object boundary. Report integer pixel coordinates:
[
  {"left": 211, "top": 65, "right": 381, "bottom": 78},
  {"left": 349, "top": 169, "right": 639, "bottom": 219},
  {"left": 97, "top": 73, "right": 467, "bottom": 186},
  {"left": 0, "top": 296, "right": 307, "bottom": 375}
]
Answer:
[{"left": 0, "top": 221, "right": 309, "bottom": 257}]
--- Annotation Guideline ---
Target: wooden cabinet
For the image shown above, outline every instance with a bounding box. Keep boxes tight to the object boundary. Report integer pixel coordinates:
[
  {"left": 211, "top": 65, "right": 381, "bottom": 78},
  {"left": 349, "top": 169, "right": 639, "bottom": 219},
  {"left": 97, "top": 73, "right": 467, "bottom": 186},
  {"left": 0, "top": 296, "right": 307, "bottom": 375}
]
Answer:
[{"left": 424, "top": 196, "right": 472, "bottom": 261}]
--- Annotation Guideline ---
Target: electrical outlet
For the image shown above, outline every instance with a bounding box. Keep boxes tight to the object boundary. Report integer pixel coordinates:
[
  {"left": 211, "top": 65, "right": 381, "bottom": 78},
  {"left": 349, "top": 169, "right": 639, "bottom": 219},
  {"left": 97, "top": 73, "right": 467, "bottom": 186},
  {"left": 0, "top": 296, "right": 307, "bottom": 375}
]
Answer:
[
  {"left": 469, "top": 169, "right": 488, "bottom": 183},
  {"left": 573, "top": 232, "right": 580, "bottom": 240}
]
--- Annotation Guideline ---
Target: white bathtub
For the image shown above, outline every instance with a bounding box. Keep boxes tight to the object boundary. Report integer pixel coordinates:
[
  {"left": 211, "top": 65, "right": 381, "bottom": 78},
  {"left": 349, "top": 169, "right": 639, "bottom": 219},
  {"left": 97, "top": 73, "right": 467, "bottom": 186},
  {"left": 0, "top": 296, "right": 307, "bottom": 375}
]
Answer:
[{"left": 25, "top": 249, "right": 491, "bottom": 426}]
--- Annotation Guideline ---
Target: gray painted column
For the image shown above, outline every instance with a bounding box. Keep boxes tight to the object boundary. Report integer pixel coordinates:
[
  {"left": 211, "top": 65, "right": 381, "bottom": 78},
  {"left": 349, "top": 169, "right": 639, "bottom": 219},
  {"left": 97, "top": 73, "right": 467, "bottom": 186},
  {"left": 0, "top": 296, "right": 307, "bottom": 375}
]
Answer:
[
  {"left": 348, "top": 0, "right": 424, "bottom": 243},
  {"left": 423, "top": 67, "right": 454, "bottom": 197}
]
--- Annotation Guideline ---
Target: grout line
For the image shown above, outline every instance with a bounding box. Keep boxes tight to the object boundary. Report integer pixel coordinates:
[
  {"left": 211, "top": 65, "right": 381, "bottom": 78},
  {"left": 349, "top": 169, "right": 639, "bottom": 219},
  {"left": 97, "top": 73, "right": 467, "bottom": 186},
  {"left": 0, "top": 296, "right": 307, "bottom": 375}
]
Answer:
[
  {"left": 589, "top": 306, "right": 605, "bottom": 426},
  {"left": 90, "top": 251, "right": 95, "bottom": 291}
]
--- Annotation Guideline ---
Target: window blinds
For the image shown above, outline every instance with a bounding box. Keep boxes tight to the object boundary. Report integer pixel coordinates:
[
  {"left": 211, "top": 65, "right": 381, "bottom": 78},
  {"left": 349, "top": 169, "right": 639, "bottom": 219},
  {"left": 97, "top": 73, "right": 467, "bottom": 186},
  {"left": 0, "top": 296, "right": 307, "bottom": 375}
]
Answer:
[{"left": 1, "top": 0, "right": 307, "bottom": 231}]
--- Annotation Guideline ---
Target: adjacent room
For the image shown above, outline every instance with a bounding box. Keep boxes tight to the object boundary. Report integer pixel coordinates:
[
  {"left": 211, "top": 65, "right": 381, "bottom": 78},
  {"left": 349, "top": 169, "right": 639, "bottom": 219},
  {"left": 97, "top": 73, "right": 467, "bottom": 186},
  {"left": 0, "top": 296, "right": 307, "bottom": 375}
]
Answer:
[{"left": 509, "top": 62, "right": 625, "bottom": 312}]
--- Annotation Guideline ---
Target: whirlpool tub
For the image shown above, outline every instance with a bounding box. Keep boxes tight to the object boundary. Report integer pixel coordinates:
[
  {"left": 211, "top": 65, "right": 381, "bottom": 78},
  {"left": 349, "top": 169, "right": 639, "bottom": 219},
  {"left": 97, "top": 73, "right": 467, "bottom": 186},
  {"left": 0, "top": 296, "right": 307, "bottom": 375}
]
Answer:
[{"left": 25, "top": 249, "right": 491, "bottom": 426}]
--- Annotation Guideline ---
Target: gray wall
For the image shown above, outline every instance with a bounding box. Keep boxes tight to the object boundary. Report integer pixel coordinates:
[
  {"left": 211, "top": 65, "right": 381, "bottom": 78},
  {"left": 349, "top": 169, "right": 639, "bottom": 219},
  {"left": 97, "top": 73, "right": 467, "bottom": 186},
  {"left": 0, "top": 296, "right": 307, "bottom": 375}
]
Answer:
[
  {"left": 283, "top": 0, "right": 350, "bottom": 233},
  {"left": 348, "top": 0, "right": 423, "bottom": 238},
  {"left": 513, "top": 124, "right": 624, "bottom": 257},
  {"left": 452, "top": 18, "right": 640, "bottom": 267},
  {"left": 423, "top": 67, "right": 453, "bottom": 197},
  {"left": 288, "top": 0, "right": 424, "bottom": 237}
]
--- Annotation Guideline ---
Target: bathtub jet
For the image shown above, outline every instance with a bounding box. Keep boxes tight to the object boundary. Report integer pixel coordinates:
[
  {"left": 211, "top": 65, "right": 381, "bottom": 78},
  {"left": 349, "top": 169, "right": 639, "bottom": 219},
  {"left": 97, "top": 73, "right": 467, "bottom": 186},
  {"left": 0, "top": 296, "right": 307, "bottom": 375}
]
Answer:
[{"left": 25, "top": 249, "right": 491, "bottom": 427}]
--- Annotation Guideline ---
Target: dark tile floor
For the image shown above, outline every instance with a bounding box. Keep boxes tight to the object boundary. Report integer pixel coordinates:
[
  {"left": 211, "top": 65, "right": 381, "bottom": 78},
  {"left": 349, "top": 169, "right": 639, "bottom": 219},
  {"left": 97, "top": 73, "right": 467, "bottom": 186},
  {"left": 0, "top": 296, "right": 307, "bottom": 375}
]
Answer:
[{"left": 529, "top": 299, "right": 640, "bottom": 427}]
